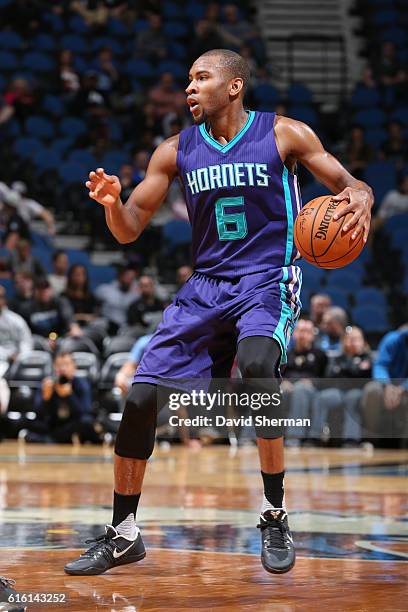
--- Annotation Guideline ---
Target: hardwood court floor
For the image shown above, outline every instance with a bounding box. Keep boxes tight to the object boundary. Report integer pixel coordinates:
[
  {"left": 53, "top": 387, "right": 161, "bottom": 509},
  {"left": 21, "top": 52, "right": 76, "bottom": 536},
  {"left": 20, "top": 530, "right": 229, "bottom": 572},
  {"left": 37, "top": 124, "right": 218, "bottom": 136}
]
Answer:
[{"left": 0, "top": 442, "right": 407, "bottom": 611}]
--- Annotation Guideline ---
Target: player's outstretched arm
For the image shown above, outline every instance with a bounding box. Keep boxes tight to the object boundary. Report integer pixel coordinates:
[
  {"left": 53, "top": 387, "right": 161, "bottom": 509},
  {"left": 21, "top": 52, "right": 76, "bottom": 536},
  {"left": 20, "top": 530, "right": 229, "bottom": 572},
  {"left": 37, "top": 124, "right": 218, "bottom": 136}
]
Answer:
[
  {"left": 86, "top": 135, "right": 178, "bottom": 244},
  {"left": 276, "top": 117, "right": 374, "bottom": 243}
]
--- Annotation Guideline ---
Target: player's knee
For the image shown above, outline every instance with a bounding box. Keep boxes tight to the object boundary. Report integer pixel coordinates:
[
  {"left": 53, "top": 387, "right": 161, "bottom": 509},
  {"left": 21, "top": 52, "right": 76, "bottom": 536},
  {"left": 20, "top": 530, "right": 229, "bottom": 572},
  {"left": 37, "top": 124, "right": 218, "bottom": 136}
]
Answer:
[
  {"left": 238, "top": 354, "right": 277, "bottom": 379},
  {"left": 114, "top": 383, "right": 158, "bottom": 460}
]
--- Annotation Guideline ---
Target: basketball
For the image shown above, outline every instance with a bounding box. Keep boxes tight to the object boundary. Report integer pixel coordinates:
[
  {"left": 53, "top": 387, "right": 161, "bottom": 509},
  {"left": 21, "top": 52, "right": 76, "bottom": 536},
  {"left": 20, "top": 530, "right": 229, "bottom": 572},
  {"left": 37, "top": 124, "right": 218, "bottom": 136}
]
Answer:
[{"left": 294, "top": 195, "right": 365, "bottom": 269}]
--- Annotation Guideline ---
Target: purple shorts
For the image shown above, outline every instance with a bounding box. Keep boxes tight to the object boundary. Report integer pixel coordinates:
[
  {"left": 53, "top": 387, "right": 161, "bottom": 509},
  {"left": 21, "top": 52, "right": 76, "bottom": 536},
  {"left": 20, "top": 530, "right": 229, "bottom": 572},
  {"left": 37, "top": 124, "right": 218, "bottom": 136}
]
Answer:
[{"left": 134, "top": 268, "right": 301, "bottom": 389}]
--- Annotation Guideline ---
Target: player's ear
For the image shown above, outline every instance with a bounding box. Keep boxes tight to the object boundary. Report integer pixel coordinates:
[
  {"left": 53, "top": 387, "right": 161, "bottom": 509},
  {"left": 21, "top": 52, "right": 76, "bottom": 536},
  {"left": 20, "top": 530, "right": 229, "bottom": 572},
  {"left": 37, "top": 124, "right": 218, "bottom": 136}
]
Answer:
[{"left": 229, "top": 77, "right": 244, "bottom": 97}]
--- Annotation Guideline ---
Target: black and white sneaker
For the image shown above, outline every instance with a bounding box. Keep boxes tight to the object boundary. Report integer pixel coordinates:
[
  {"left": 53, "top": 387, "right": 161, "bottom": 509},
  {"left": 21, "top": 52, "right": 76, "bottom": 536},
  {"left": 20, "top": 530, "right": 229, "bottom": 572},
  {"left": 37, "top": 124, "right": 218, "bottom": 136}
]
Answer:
[
  {"left": 0, "top": 577, "right": 26, "bottom": 612},
  {"left": 257, "top": 510, "right": 296, "bottom": 574},
  {"left": 64, "top": 525, "right": 146, "bottom": 576}
]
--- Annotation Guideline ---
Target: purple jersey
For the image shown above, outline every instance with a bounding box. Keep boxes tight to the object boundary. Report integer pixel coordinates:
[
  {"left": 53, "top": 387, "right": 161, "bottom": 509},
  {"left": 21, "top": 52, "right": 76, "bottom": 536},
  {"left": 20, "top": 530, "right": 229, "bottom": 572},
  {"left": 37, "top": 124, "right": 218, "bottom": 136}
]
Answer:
[{"left": 176, "top": 111, "right": 302, "bottom": 279}]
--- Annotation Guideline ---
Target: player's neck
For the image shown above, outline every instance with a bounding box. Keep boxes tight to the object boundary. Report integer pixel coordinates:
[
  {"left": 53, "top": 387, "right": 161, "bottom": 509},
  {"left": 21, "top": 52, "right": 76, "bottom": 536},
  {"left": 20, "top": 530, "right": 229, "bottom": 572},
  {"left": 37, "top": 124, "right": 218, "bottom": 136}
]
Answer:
[{"left": 207, "top": 108, "right": 248, "bottom": 146}]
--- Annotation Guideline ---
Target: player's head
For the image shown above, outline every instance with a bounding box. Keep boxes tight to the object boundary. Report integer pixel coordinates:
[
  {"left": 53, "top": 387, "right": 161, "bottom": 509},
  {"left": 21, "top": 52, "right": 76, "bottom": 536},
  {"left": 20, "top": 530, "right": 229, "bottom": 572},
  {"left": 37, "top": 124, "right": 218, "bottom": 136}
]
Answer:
[{"left": 186, "top": 49, "right": 250, "bottom": 123}]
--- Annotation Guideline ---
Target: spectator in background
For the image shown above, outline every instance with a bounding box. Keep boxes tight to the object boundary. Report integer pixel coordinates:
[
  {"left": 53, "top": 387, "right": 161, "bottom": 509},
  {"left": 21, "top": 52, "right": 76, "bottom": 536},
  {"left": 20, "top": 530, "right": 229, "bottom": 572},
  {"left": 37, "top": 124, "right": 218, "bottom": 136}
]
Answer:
[
  {"left": 372, "top": 41, "right": 406, "bottom": 88},
  {"left": 2, "top": 77, "right": 37, "bottom": 125},
  {"left": 19, "top": 278, "right": 76, "bottom": 339},
  {"left": 380, "top": 122, "right": 407, "bottom": 169},
  {"left": 310, "top": 293, "right": 332, "bottom": 328},
  {"left": 70, "top": 71, "right": 109, "bottom": 117},
  {"left": 283, "top": 317, "right": 327, "bottom": 446},
  {"left": 219, "top": 3, "right": 253, "bottom": 48},
  {"left": 10, "top": 181, "right": 56, "bottom": 236},
  {"left": 127, "top": 275, "right": 164, "bottom": 328},
  {"left": 9, "top": 271, "right": 34, "bottom": 315},
  {"left": 48, "top": 250, "right": 69, "bottom": 296},
  {"left": 316, "top": 306, "right": 348, "bottom": 353},
  {"left": 1, "top": 192, "right": 31, "bottom": 248},
  {"left": 8, "top": 239, "right": 45, "bottom": 278},
  {"left": 345, "top": 126, "right": 373, "bottom": 179},
  {"left": 20, "top": 352, "right": 102, "bottom": 444},
  {"left": 134, "top": 12, "right": 168, "bottom": 62},
  {"left": 312, "top": 326, "right": 372, "bottom": 446},
  {"left": 71, "top": 0, "right": 109, "bottom": 30},
  {"left": 95, "top": 265, "right": 139, "bottom": 334},
  {"left": 376, "top": 174, "right": 408, "bottom": 222},
  {"left": 62, "top": 264, "right": 99, "bottom": 326},
  {"left": 189, "top": 20, "right": 226, "bottom": 64},
  {"left": 92, "top": 46, "right": 119, "bottom": 93},
  {"left": 119, "top": 164, "right": 137, "bottom": 201},
  {"left": 362, "top": 325, "right": 408, "bottom": 445},
  {"left": 148, "top": 73, "right": 186, "bottom": 119},
  {"left": 176, "top": 265, "right": 193, "bottom": 289},
  {"left": 131, "top": 150, "right": 149, "bottom": 186},
  {"left": 114, "top": 333, "right": 153, "bottom": 395},
  {"left": 0, "top": 285, "right": 33, "bottom": 367},
  {"left": 59, "top": 49, "right": 80, "bottom": 95}
]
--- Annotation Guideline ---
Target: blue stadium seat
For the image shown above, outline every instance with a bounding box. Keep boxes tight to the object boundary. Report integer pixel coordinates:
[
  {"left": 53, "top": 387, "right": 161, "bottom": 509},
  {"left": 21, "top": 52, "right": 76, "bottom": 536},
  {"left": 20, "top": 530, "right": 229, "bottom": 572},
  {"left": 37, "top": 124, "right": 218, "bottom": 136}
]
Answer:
[
  {"left": 353, "top": 108, "right": 386, "bottom": 128},
  {"left": 288, "top": 83, "right": 313, "bottom": 104},
  {"left": 68, "top": 150, "right": 97, "bottom": 168},
  {"left": 32, "top": 149, "right": 62, "bottom": 172},
  {"left": 390, "top": 106, "right": 408, "bottom": 125},
  {"left": 100, "top": 151, "right": 129, "bottom": 175},
  {"left": 168, "top": 42, "right": 187, "bottom": 60},
  {"left": 26, "top": 116, "right": 54, "bottom": 140},
  {"left": 162, "top": 2, "right": 185, "bottom": 20},
  {"left": 0, "top": 31, "right": 23, "bottom": 50},
  {"left": 88, "top": 264, "right": 116, "bottom": 290},
  {"left": 58, "top": 161, "right": 88, "bottom": 184},
  {"left": 163, "top": 22, "right": 188, "bottom": 38},
  {"left": 352, "top": 305, "right": 388, "bottom": 333},
  {"left": 372, "top": 9, "right": 398, "bottom": 26},
  {"left": 324, "top": 288, "right": 349, "bottom": 310},
  {"left": 326, "top": 269, "right": 362, "bottom": 292},
  {"left": 90, "top": 37, "right": 122, "bottom": 55},
  {"left": 0, "top": 51, "right": 18, "bottom": 71},
  {"left": 289, "top": 105, "right": 318, "bottom": 126},
  {"left": 390, "top": 226, "right": 408, "bottom": 249},
  {"left": 42, "top": 94, "right": 65, "bottom": 117},
  {"left": 0, "top": 278, "right": 15, "bottom": 298},
  {"left": 61, "top": 34, "right": 87, "bottom": 54},
  {"left": 32, "top": 247, "right": 53, "bottom": 272},
  {"left": 107, "top": 18, "right": 129, "bottom": 37},
  {"left": 14, "top": 137, "right": 44, "bottom": 158},
  {"left": 253, "top": 83, "right": 280, "bottom": 106},
  {"left": 300, "top": 182, "right": 326, "bottom": 203},
  {"left": 32, "top": 33, "right": 55, "bottom": 52},
  {"left": 350, "top": 86, "right": 380, "bottom": 108},
  {"left": 298, "top": 260, "right": 326, "bottom": 291},
  {"left": 157, "top": 60, "right": 185, "bottom": 79},
  {"left": 383, "top": 213, "right": 408, "bottom": 233},
  {"left": 50, "top": 137, "right": 74, "bottom": 157},
  {"left": 43, "top": 12, "right": 64, "bottom": 32},
  {"left": 381, "top": 27, "right": 407, "bottom": 46},
  {"left": 185, "top": 4, "right": 206, "bottom": 21},
  {"left": 355, "top": 288, "right": 387, "bottom": 310},
  {"left": 22, "top": 52, "right": 54, "bottom": 73},
  {"left": 364, "top": 128, "right": 387, "bottom": 149},
  {"left": 68, "top": 15, "right": 90, "bottom": 34},
  {"left": 59, "top": 117, "right": 87, "bottom": 139},
  {"left": 132, "top": 19, "right": 149, "bottom": 33},
  {"left": 107, "top": 119, "right": 123, "bottom": 142},
  {"left": 0, "top": 74, "right": 5, "bottom": 91},
  {"left": 65, "top": 249, "right": 90, "bottom": 266},
  {"left": 73, "top": 56, "right": 88, "bottom": 73},
  {"left": 162, "top": 220, "right": 192, "bottom": 248},
  {"left": 363, "top": 160, "right": 397, "bottom": 205},
  {"left": 125, "top": 59, "right": 154, "bottom": 79}
]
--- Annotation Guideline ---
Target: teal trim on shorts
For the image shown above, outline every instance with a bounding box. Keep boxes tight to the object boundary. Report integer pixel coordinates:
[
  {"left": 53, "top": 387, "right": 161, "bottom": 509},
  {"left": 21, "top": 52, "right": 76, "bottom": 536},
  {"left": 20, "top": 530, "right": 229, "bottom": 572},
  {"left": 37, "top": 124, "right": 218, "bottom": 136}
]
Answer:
[
  {"left": 272, "top": 267, "right": 293, "bottom": 365},
  {"left": 282, "top": 166, "right": 294, "bottom": 266}
]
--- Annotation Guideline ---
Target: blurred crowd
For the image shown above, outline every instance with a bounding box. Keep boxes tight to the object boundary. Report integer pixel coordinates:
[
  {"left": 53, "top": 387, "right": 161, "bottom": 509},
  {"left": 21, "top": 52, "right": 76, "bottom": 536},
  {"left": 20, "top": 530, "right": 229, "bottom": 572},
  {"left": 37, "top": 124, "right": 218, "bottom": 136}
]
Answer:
[{"left": 0, "top": 1, "right": 406, "bottom": 448}]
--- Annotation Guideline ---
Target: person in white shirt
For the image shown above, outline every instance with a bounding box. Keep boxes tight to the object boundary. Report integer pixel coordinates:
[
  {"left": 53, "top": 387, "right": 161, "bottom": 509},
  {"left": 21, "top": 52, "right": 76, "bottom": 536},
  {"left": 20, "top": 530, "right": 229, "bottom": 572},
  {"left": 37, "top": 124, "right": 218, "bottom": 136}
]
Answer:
[{"left": 0, "top": 181, "right": 56, "bottom": 235}]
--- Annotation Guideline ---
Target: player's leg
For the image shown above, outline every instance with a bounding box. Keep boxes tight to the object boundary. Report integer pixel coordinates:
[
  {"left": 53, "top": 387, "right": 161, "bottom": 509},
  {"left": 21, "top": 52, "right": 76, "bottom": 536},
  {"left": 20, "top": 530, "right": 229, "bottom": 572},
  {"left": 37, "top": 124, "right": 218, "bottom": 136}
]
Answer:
[
  {"left": 64, "top": 382, "right": 166, "bottom": 575},
  {"left": 237, "top": 336, "right": 295, "bottom": 574}
]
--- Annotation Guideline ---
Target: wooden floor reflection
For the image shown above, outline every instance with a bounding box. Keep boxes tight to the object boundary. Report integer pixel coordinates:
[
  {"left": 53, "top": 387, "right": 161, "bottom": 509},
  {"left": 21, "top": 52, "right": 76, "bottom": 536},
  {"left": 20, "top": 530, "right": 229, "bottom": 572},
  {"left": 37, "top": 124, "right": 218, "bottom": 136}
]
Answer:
[{"left": 0, "top": 443, "right": 407, "bottom": 611}]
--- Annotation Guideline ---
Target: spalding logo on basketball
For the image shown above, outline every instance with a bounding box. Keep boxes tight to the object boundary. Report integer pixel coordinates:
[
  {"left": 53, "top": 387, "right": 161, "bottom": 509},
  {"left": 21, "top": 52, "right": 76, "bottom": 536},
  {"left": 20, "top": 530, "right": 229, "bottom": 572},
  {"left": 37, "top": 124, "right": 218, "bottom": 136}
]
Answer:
[{"left": 294, "top": 195, "right": 364, "bottom": 269}]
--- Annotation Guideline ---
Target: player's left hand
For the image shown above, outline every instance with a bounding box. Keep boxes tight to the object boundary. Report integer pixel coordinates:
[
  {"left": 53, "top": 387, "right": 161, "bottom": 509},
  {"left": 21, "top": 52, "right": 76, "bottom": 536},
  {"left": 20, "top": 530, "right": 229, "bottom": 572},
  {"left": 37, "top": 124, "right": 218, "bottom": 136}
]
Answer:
[{"left": 331, "top": 187, "right": 373, "bottom": 243}]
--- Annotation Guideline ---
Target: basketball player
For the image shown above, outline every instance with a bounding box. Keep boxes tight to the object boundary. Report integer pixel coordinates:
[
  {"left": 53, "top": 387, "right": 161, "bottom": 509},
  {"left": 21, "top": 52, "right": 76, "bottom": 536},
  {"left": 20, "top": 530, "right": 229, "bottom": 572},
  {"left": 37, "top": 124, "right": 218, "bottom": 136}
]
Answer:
[{"left": 64, "top": 50, "right": 373, "bottom": 576}]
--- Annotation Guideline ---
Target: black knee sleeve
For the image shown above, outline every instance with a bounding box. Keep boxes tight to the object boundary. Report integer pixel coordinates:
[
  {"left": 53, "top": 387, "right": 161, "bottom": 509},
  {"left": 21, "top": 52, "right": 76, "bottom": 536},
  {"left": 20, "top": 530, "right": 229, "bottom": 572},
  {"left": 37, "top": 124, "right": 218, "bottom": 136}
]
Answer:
[
  {"left": 115, "top": 383, "right": 160, "bottom": 459},
  {"left": 237, "top": 337, "right": 285, "bottom": 439}
]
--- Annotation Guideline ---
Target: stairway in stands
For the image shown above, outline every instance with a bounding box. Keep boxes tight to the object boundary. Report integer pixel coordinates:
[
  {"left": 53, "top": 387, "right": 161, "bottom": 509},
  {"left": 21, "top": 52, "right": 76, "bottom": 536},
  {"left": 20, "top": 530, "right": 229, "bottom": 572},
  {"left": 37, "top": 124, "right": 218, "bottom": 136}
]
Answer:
[{"left": 255, "top": 0, "right": 364, "bottom": 108}]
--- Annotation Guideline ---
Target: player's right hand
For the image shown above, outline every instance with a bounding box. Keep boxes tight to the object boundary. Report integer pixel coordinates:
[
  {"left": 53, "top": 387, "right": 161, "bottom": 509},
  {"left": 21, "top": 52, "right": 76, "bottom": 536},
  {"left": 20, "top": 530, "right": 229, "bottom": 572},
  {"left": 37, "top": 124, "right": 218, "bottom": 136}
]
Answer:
[{"left": 86, "top": 167, "right": 121, "bottom": 208}]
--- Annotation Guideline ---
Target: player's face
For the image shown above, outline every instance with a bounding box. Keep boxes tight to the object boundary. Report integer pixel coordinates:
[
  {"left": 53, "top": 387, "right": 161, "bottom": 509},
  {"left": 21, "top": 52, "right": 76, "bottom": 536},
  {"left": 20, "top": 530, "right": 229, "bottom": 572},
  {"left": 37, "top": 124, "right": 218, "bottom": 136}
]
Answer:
[{"left": 186, "top": 59, "right": 231, "bottom": 123}]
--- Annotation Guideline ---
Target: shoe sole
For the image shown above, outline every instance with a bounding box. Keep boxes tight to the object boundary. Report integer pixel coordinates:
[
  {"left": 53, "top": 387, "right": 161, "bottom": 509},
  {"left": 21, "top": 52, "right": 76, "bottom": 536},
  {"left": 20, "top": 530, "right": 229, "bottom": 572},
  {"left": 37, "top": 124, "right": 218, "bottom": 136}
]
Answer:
[
  {"left": 261, "top": 553, "right": 296, "bottom": 575},
  {"left": 64, "top": 551, "right": 146, "bottom": 576}
]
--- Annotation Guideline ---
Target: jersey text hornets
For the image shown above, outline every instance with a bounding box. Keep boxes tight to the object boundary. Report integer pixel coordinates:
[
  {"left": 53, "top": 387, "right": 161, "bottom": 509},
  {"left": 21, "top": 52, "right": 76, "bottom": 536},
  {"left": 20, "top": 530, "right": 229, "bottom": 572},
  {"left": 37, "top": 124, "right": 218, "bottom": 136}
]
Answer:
[{"left": 185, "top": 163, "right": 269, "bottom": 195}]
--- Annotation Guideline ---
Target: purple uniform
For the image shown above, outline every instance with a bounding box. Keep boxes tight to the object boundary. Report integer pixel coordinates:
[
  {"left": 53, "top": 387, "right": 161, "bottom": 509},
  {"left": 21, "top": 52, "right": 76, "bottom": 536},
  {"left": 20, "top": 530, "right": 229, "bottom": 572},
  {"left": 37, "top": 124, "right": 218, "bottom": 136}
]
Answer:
[{"left": 134, "top": 111, "right": 302, "bottom": 388}]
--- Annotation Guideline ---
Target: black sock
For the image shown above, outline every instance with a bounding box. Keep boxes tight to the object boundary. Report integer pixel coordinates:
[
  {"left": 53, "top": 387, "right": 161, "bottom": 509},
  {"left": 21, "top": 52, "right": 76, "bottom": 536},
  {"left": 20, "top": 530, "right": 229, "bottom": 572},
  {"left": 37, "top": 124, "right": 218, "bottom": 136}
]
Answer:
[
  {"left": 112, "top": 491, "right": 141, "bottom": 527},
  {"left": 261, "top": 470, "right": 285, "bottom": 508}
]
